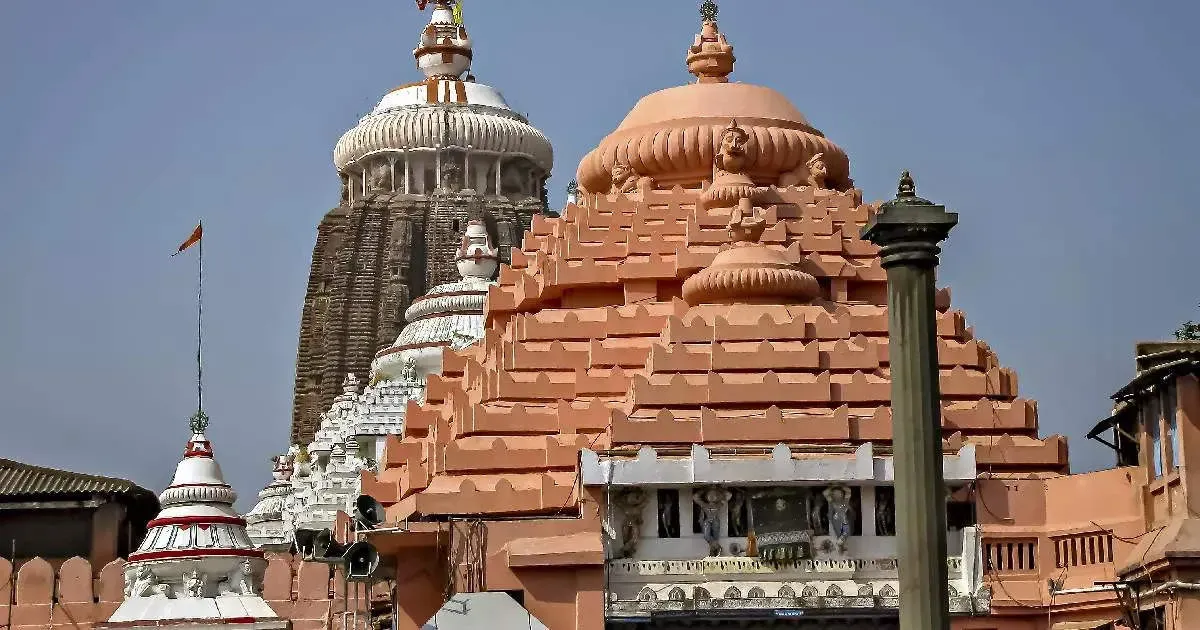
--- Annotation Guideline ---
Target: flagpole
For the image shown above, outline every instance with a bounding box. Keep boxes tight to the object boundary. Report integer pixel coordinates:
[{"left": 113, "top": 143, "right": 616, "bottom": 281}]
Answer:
[{"left": 197, "top": 220, "right": 204, "bottom": 419}]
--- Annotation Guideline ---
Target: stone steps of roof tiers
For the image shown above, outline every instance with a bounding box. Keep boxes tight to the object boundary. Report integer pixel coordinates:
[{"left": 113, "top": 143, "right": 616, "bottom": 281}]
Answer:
[{"left": 363, "top": 179, "right": 1067, "bottom": 520}]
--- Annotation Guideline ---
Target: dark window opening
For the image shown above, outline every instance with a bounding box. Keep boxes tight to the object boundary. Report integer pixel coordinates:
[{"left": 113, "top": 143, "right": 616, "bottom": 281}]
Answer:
[
  {"left": 657, "top": 489, "right": 680, "bottom": 538},
  {"left": 947, "top": 501, "right": 974, "bottom": 531}
]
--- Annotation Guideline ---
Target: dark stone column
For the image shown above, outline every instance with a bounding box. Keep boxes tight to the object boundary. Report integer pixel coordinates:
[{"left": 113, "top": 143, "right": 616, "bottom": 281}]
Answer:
[{"left": 862, "top": 172, "right": 958, "bottom": 630}]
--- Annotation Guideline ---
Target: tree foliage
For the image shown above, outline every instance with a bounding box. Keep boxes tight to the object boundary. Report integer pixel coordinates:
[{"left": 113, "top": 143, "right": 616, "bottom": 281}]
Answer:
[{"left": 1177, "top": 303, "right": 1200, "bottom": 341}]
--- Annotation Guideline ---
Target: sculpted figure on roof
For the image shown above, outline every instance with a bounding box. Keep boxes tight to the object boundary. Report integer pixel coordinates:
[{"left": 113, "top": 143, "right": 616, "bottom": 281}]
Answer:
[{"left": 610, "top": 160, "right": 654, "bottom": 194}]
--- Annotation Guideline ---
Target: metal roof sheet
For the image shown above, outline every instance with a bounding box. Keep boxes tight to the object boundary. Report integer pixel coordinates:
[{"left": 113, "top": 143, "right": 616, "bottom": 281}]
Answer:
[{"left": 0, "top": 458, "right": 155, "bottom": 500}]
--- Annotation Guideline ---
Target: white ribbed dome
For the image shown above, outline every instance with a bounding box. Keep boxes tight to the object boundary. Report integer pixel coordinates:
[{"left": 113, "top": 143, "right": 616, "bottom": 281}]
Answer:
[
  {"left": 331, "top": 2, "right": 553, "bottom": 175},
  {"left": 333, "top": 103, "right": 552, "bottom": 173}
]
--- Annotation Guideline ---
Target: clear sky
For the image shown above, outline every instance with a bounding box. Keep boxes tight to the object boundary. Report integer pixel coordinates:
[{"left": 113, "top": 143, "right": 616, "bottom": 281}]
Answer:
[{"left": 0, "top": 1, "right": 1196, "bottom": 510}]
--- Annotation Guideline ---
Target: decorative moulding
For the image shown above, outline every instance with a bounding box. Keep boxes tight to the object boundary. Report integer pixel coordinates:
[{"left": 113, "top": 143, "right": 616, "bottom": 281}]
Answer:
[{"left": 580, "top": 442, "right": 977, "bottom": 486}]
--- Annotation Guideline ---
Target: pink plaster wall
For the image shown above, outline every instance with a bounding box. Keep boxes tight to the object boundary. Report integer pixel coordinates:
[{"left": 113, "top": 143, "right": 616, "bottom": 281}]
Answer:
[{"left": 0, "top": 554, "right": 387, "bottom": 630}]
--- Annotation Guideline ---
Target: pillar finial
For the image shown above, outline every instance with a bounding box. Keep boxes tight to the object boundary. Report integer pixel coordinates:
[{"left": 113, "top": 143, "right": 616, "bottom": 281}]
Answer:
[
  {"left": 897, "top": 170, "right": 916, "bottom": 198},
  {"left": 700, "top": 0, "right": 719, "bottom": 22}
]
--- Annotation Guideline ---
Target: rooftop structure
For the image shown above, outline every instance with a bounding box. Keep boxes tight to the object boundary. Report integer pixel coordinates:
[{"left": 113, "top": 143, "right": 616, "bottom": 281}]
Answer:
[
  {"left": 354, "top": 6, "right": 1077, "bottom": 629},
  {"left": 246, "top": 221, "right": 498, "bottom": 548},
  {"left": 100, "top": 416, "right": 287, "bottom": 630},
  {"left": 290, "top": 0, "right": 553, "bottom": 444},
  {"left": 0, "top": 459, "right": 159, "bottom": 572}
]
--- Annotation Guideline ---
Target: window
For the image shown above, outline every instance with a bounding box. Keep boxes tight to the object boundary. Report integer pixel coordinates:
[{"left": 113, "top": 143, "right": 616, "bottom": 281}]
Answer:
[
  {"left": 657, "top": 489, "right": 680, "bottom": 538},
  {"left": 1164, "top": 382, "right": 1180, "bottom": 470},
  {"left": 1146, "top": 392, "right": 1163, "bottom": 477}
]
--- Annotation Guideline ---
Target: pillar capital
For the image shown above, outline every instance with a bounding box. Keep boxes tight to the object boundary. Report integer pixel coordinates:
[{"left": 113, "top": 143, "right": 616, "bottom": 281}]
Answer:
[{"left": 861, "top": 171, "right": 958, "bottom": 268}]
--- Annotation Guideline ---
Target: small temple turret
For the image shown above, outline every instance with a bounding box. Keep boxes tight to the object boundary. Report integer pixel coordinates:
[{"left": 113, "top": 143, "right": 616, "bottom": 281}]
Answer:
[
  {"left": 414, "top": 1, "right": 472, "bottom": 79},
  {"left": 102, "top": 413, "right": 287, "bottom": 630}
]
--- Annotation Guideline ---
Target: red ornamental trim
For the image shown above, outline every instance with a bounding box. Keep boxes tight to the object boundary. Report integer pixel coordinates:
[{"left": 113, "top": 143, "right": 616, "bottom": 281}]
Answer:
[
  {"left": 147, "top": 515, "right": 246, "bottom": 528},
  {"left": 408, "top": 308, "right": 483, "bottom": 323},
  {"left": 128, "top": 548, "right": 263, "bottom": 562}
]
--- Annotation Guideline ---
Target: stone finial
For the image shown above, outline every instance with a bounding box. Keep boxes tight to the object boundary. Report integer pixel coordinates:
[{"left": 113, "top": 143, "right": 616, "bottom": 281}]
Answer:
[{"left": 687, "top": 3, "right": 735, "bottom": 83}]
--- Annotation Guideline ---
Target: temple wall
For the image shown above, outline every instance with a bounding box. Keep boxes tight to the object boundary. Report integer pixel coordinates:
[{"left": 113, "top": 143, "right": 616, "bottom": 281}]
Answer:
[{"left": 0, "top": 555, "right": 387, "bottom": 630}]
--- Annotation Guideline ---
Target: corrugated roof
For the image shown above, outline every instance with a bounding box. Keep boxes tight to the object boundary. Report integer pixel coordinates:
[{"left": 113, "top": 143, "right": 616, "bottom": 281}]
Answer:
[{"left": 0, "top": 458, "right": 155, "bottom": 500}]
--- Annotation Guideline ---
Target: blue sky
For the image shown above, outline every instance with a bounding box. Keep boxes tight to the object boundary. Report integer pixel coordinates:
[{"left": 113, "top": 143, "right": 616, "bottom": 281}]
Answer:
[{"left": 0, "top": 1, "right": 1196, "bottom": 509}]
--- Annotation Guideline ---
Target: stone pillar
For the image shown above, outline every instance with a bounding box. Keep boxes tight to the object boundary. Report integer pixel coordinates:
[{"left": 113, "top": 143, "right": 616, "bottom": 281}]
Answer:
[
  {"left": 403, "top": 149, "right": 412, "bottom": 194},
  {"left": 862, "top": 171, "right": 958, "bottom": 630},
  {"left": 435, "top": 148, "right": 442, "bottom": 191},
  {"left": 464, "top": 146, "right": 472, "bottom": 189},
  {"left": 494, "top": 155, "right": 503, "bottom": 195}
]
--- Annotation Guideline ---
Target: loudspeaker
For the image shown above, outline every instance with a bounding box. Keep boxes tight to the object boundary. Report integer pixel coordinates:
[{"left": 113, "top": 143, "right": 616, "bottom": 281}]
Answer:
[
  {"left": 293, "top": 528, "right": 319, "bottom": 559},
  {"left": 343, "top": 541, "right": 381, "bottom": 581},
  {"left": 313, "top": 528, "right": 347, "bottom": 561},
  {"left": 353, "top": 495, "right": 386, "bottom": 530}
]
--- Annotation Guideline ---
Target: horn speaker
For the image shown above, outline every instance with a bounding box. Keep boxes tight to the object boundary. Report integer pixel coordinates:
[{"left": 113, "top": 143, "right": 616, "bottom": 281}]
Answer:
[
  {"left": 343, "top": 541, "right": 381, "bottom": 581},
  {"left": 353, "top": 494, "right": 386, "bottom": 530}
]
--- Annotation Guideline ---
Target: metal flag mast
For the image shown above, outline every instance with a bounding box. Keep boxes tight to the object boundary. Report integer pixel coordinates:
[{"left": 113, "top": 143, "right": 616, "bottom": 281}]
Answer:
[
  {"left": 195, "top": 221, "right": 206, "bottom": 432},
  {"left": 173, "top": 221, "right": 208, "bottom": 433}
]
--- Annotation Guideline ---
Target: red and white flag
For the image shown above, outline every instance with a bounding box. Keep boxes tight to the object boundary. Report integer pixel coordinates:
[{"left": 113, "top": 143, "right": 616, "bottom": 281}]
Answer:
[{"left": 173, "top": 223, "right": 203, "bottom": 256}]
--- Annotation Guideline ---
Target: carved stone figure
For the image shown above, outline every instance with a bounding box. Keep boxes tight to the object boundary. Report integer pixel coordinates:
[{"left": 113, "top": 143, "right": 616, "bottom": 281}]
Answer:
[
  {"left": 727, "top": 488, "right": 748, "bottom": 537},
  {"left": 693, "top": 486, "right": 732, "bottom": 556},
  {"left": 183, "top": 569, "right": 205, "bottom": 597},
  {"left": 714, "top": 121, "right": 749, "bottom": 177},
  {"left": 779, "top": 152, "right": 829, "bottom": 189},
  {"left": 440, "top": 163, "right": 461, "bottom": 192},
  {"left": 610, "top": 160, "right": 654, "bottom": 194},
  {"left": 126, "top": 565, "right": 174, "bottom": 598},
  {"left": 369, "top": 163, "right": 391, "bottom": 192},
  {"left": 218, "top": 559, "right": 256, "bottom": 596},
  {"left": 702, "top": 120, "right": 761, "bottom": 209},
  {"left": 340, "top": 177, "right": 350, "bottom": 204},
  {"left": 658, "top": 490, "right": 680, "bottom": 538},
  {"left": 615, "top": 488, "right": 648, "bottom": 558},
  {"left": 823, "top": 485, "right": 854, "bottom": 553}
]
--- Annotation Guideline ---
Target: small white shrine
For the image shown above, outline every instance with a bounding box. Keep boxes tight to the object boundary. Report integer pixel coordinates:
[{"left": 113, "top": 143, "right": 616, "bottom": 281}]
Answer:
[{"left": 101, "top": 412, "right": 288, "bottom": 630}]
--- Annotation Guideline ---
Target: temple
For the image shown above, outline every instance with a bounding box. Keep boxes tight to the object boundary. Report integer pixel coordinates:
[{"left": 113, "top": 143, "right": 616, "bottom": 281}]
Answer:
[
  {"left": 9, "top": 4, "right": 1194, "bottom": 630},
  {"left": 289, "top": 0, "right": 553, "bottom": 443}
]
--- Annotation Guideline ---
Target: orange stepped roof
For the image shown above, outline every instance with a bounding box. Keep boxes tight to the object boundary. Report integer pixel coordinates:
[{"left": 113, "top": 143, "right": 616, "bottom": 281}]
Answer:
[{"left": 362, "top": 10, "right": 1068, "bottom": 523}]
